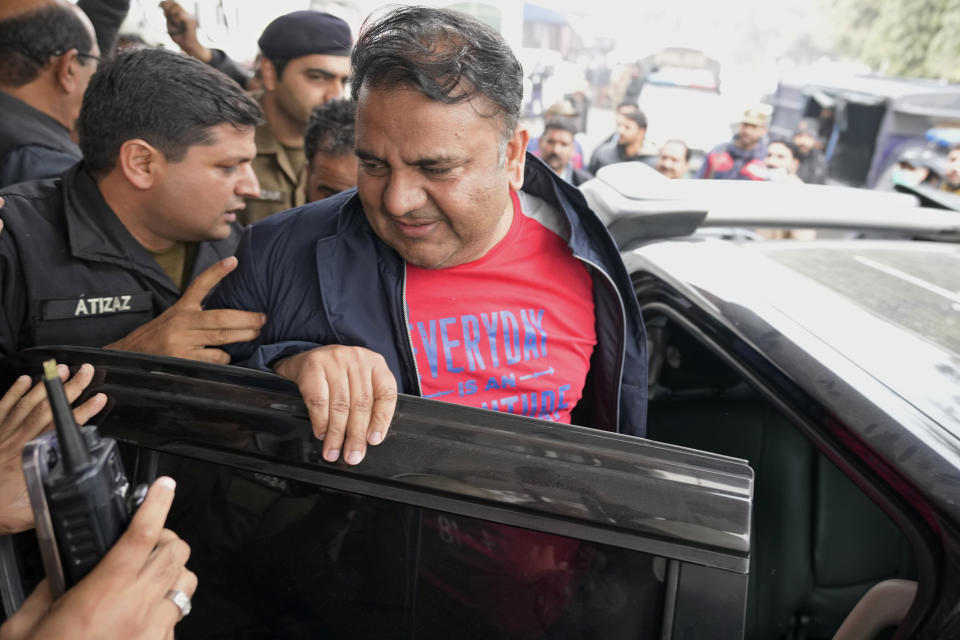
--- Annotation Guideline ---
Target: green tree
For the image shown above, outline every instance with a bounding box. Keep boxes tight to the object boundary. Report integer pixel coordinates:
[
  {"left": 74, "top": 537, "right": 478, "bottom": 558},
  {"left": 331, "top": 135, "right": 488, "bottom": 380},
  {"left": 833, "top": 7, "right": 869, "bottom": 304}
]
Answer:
[
  {"left": 925, "top": 0, "right": 960, "bottom": 79},
  {"left": 830, "top": 0, "right": 960, "bottom": 81}
]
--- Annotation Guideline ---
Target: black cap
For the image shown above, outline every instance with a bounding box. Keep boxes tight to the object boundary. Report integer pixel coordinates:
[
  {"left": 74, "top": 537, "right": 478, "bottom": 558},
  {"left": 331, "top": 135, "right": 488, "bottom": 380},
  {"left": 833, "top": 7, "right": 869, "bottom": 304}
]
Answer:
[{"left": 258, "top": 11, "right": 352, "bottom": 60}]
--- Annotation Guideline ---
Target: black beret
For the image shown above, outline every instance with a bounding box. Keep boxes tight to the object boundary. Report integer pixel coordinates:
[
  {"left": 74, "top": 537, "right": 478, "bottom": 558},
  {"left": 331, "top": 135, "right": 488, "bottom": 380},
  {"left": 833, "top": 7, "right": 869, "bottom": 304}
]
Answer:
[{"left": 258, "top": 11, "right": 352, "bottom": 59}]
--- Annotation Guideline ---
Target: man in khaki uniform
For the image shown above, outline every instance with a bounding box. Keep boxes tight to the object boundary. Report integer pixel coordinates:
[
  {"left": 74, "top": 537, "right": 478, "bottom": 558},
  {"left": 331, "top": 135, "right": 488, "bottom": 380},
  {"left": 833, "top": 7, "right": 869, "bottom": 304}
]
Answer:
[
  {"left": 162, "top": 5, "right": 353, "bottom": 224},
  {"left": 242, "top": 12, "right": 353, "bottom": 224}
]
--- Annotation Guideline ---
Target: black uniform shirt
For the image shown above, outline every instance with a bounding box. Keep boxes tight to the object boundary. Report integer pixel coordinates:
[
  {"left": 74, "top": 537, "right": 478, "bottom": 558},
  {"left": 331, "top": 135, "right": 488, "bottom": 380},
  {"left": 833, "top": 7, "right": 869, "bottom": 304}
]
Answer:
[{"left": 0, "top": 163, "right": 240, "bottom": 356}]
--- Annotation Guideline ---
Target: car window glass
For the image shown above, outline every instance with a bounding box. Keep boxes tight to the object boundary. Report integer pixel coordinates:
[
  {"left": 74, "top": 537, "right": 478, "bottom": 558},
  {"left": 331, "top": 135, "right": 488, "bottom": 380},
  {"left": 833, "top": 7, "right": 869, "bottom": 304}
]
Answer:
[{"left": 162, "top": 455, "right": 668, "bottom": 639}]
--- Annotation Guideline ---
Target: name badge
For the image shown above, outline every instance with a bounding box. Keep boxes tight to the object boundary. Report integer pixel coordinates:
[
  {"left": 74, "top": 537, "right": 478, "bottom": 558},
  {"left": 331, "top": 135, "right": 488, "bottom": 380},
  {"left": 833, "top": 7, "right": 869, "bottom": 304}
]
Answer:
[
  {"left": 42, "top": 292, "right": 153, "bottom": 320},
  {"left": 257, "top": 189, "right": 285, "bottom": 203}
]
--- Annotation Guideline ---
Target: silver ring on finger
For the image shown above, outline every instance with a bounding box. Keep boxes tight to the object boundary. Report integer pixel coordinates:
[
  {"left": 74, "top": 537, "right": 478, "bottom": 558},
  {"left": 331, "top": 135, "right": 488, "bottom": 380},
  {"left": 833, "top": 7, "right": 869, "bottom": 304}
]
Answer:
[{"left": 165, "top": 589, "right": 192, "bottom": 619}]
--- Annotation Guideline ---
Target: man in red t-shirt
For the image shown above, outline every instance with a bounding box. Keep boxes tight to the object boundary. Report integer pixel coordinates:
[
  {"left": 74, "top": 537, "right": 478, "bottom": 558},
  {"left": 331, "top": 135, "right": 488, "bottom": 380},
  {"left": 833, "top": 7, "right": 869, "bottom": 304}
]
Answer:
[
  {"left": 211, "top": 5, "right": 648, "bottom": 477},
  {"left": 209, "top": 7, "right": 649, "bottom": 633}
]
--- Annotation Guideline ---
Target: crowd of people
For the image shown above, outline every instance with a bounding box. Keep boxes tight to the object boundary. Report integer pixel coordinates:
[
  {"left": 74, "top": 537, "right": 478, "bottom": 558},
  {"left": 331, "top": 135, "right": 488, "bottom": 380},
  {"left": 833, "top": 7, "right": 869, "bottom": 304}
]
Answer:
[
  {"left": 527, "top": 82, "right": 959, "bottom": 193},
  {"left": 0, "top": 0, "right": 958, "bottom": 636}
]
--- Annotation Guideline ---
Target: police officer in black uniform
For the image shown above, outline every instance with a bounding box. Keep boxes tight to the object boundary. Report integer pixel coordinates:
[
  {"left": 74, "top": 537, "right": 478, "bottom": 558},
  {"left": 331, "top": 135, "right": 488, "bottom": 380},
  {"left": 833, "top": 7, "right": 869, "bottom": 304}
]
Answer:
[{"left": 0, "top": 48, "right": 267, "bottom": 362}]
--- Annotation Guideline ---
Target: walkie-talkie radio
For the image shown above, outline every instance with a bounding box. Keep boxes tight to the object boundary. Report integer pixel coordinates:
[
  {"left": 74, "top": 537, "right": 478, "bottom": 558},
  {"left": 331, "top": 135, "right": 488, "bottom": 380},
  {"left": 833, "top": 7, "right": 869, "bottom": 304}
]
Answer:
[{"left": 21, "top": 360, "right": 144, "bottom": 597}]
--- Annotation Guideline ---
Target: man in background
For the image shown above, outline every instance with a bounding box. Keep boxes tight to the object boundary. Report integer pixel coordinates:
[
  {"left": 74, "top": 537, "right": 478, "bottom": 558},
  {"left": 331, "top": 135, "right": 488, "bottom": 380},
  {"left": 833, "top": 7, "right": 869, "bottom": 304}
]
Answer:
[
  {"left": 162, "top": 3, "right": 353, "bottom": 223},
  {"left": 526, "top": 99, "right": 585, "bottom": 169},
  {"left": 539, "top": 119, "right": 592, "bottom": 186},
  {"left": 764, "top": 139, "right": 803, "bottom": 183},
  {"left": 792, "top": 118, "right": 826, "bottom": 184},
  {"left": 0, "top": 1, "right": 100, "bottom": 188},
  {"left": 655, "top": 139, "right": 690, "bottom": 179},
  {"left": 303, "top": 98, "right": 357, "bottom": 202},
  {"left": 698, "top": 106, "right": 769, "bottom": 180},
  {"left": 588, "top": 107, "right": 657, "bottom": 174}
]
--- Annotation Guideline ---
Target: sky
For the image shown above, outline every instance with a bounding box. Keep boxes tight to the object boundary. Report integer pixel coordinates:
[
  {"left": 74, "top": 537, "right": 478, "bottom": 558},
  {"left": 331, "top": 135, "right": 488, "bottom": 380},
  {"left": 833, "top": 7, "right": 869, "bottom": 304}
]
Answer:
[{"left": 119, "top": 0, "right": 835, "bottom": 69}]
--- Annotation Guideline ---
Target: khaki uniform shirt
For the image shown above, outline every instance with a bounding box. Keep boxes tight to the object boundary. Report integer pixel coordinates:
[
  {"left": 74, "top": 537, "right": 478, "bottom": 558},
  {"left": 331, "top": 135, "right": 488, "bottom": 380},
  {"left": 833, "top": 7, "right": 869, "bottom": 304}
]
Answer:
[{"left": 241, "top": 93, "right": 307, "bottom": 225}]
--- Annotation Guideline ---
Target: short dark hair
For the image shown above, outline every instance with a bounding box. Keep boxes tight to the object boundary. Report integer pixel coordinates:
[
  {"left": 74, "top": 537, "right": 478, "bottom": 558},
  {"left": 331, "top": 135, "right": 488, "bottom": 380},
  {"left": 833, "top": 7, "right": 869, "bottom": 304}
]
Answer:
[
  {"left": 267, "top": 57, "right": 290, "bottom": 81},
  {"left": 768, "top": 138, "right": 800, "bottom": 160},
  {"left": 305, "top": 98, "right": 356, "bottom": 162},
  {"left": 620, "top": 108, "right": 647, "bottom": 130},
  {"left": 662, "top": 139, "right": 691, "bottom": 162},
  {"left": 78, "top": 49, "right": 264, "bottom": 177},
  {"left": 0, "top": 4, "right": 95, "bottom": 87},
  {"left": 542, "top": 118, "right": 576, "bottom": 138},
  {"left": 616, "top": 101, "right": 639, "bottom": 112},
  {"left": 351, "top": 6, "right": 523, "bottom": 147}
]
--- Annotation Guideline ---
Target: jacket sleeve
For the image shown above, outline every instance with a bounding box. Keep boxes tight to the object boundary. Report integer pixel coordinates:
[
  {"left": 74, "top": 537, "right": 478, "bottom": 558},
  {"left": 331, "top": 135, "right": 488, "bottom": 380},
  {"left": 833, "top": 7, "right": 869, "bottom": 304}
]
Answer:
[
  {"left": 206, "top": 224, "right": 323, "bottom": 371},
  {"left": 77, "top": 0, "right": 130, "bottom": 58},
  {"left": 207, "top": 49, "right": 253, "bottom": 89}
]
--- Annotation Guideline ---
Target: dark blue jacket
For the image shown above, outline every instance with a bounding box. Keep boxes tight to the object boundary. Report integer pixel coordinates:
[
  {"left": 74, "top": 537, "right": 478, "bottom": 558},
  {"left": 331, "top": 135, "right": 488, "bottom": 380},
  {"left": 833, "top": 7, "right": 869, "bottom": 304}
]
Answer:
[{"left": 208, "top": 155, "right": 648, "bottom": 436}]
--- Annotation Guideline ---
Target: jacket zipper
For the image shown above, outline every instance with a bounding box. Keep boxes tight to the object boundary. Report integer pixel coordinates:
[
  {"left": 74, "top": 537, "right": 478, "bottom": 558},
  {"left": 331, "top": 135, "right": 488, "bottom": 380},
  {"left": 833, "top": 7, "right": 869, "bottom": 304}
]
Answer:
[
  {"left": 575, "top": 255, "right": 626, "bottom": 432},
  {"left": 401, "top": 263, "right": 423, "bottom": 395}
]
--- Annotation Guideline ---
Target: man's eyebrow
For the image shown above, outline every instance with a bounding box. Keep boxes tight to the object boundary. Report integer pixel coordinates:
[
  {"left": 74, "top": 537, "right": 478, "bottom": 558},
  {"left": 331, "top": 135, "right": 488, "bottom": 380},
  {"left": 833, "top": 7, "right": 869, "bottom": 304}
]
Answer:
[
  {"left": 305, "top": 68, "right": 338, "bottom": 78},
  {"left": 410, "top": 155, "right": 464, "bottom": 167},
  {"left": 354, "top": 150, "right": 469, "bottom": 169},
  {"left": 217, "top": 152, "right": 255, "bottom": 163},
  {"left": 355, "top": 149, "right": 381, "bottom": 162}
]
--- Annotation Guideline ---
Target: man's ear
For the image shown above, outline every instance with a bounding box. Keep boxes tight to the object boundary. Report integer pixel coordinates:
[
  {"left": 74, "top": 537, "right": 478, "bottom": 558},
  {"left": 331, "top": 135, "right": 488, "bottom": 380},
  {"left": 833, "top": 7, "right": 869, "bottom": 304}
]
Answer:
[
  {"left": 505, "top": 126, "right": 530, "bottom": 191},
  {"left": 260, "top": 58, "right": 279, "bottom": 92},
  {"left": 117, "top": 139, "right": 164, "bottom": 190},
  {"left": 53, "top": 49, "right": 80, "bottom": 94}
]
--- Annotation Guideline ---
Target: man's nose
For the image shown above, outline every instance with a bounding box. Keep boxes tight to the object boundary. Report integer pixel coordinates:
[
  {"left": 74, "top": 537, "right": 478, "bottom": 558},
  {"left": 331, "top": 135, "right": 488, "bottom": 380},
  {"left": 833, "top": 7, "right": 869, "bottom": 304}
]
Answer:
[
  {"left": 328, "top": 80, "right": 346, "bottom": 100},
  {"left": 237, "top": 164, "right": 261, "bottom": 199},
  {"left": 383, "top": 169, "right": 427, "bottom": 217}
]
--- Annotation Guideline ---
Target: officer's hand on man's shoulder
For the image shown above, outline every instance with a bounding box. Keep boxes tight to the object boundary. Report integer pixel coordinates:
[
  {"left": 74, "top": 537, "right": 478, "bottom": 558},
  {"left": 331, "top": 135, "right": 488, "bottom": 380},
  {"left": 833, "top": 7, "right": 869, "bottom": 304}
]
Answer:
[
  {"left": 273, "top": 346, "right": 398, "bottom": 466},
  {"left": 106, "top": 257, "right": 266, "bottom": 364}
]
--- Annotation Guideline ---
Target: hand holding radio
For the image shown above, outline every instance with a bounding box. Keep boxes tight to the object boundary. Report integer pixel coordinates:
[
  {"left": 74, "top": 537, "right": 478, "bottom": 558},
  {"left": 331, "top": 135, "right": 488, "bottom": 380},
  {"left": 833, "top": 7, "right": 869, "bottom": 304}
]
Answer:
[
  {"left": 0, "top": 477, "right": 196, "bottom": 640},
  {"left": 0, "top": 365, "right": 106, "bottom": 535}
]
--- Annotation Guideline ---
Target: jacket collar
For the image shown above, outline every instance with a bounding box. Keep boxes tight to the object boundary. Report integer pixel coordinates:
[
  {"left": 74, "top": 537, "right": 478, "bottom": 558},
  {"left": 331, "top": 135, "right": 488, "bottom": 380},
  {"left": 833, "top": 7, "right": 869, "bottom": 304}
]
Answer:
[
  {"left": 520, "top": 152, "right": 610, "bottom": 265},
  {"left": 62, "top": 164, "right": 171, "bottom": 282}
]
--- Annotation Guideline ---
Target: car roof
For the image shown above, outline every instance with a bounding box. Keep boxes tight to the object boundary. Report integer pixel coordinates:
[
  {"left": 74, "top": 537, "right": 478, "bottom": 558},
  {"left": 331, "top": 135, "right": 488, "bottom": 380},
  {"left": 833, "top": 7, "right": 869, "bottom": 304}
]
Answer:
[
  {"left": 582, "top": 163, "right": 960, "bottom": 245},
  {"left": 625, "top": 238, "right": 960, "bottom": 525}
]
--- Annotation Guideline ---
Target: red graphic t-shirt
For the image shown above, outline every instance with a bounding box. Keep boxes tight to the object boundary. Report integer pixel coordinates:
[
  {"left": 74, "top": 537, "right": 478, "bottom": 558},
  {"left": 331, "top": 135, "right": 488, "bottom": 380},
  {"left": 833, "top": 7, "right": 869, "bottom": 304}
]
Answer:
[
  {"left": 406, "top": 191, "right": 594, "bottom": 634},
  {"left": 405, "top": 190, "right": 596, "bottom": 423}
]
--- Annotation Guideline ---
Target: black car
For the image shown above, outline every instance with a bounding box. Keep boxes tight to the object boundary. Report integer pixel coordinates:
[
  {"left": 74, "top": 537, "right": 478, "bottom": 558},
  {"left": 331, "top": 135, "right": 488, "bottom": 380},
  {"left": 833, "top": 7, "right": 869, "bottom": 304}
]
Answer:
[
  {"left": 5, "top": 173, "right": 960, "bottom": 640},
  {"left": 3, "top": 347, "right": 752, "bottom": 639}
]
